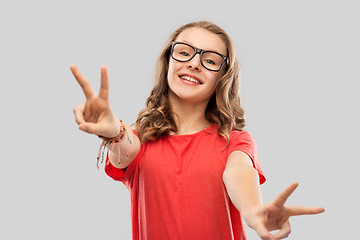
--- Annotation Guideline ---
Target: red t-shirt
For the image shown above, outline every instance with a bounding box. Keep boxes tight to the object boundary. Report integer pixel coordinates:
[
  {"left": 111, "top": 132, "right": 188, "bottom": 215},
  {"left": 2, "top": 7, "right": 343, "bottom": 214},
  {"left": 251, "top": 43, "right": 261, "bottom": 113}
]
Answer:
[{"left": 105, "top": 124, "right": 265, "bottom": 240}]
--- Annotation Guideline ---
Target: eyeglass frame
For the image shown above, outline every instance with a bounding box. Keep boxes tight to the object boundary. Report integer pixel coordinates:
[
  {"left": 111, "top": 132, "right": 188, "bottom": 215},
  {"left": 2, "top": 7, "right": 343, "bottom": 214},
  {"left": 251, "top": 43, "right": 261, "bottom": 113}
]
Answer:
[{"left": 170, "top": 41, "right": 229, "bottom": 72}]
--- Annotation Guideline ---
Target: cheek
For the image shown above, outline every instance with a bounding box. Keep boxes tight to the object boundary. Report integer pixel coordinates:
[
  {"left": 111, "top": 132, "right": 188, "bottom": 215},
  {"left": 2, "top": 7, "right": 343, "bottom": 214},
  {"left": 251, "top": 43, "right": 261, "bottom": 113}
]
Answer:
[
  {"left": 208, "top": 74, "right": 221, "bottom": 89},
  {"left": 167, "top": 61, "right": 174, "bottom": 80},
  {"left": 167, "top": 60, "right": 181, "bottom": 84}
]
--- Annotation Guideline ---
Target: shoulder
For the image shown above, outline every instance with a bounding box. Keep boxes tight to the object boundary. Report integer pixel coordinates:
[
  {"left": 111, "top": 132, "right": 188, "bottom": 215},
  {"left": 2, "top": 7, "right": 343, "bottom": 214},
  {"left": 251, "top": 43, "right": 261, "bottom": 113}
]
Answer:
[
  {"left": 229, "top": 130, "right": 256, "bottom": 144},
  {"left": 226, "top": 129, "right": 257, "bottom": 155}
]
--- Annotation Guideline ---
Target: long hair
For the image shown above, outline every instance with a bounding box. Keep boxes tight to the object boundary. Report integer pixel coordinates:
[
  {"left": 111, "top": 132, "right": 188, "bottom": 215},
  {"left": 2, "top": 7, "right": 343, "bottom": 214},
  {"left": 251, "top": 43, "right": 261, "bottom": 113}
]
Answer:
[{"left": 135, "top": 21, "right": 246, "bottom": 144}]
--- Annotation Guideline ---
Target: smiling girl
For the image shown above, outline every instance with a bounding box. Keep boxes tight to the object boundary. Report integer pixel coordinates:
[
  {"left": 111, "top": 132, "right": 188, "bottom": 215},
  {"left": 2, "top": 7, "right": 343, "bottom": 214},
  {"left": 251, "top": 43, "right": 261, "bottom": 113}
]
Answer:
[{"left": 71, "top": 21, "right": 324, "bottom": 240}]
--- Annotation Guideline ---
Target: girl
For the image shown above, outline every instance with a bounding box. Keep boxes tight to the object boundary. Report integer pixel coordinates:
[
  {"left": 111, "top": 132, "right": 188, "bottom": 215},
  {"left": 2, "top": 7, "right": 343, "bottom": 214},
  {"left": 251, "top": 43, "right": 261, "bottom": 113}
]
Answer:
[{"left": 71, "top": 21, "right": 324, "bottom": 240}]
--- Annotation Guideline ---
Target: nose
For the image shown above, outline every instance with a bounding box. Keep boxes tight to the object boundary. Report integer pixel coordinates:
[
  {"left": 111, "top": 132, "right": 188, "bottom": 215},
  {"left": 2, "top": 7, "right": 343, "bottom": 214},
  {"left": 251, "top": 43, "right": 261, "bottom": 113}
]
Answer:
[{"left": 187, "top": 53, "right": 201, "bottom": 71}]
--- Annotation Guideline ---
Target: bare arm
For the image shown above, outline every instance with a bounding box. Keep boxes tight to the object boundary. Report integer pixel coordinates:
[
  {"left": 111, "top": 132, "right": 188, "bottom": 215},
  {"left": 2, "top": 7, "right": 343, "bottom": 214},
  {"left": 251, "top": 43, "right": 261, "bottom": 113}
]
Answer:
[
  {"left": 71, "top": 64, "right": 140, "bottom": 169},
  {"left": 107, "top": 122, "right": 141, "bottom": 169},
  {"left": 223, "top": 151, "right": 325, "bottom": 240},
  {"left": 222, "top": 151, "right": 263, "bottom": 223}
]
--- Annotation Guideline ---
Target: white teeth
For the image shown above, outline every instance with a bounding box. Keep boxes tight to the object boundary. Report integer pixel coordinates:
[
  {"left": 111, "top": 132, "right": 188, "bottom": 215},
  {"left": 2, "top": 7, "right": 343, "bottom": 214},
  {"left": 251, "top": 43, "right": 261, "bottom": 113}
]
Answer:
[{"left": 180, "top": 75, "right": 201, "bottom": 84}]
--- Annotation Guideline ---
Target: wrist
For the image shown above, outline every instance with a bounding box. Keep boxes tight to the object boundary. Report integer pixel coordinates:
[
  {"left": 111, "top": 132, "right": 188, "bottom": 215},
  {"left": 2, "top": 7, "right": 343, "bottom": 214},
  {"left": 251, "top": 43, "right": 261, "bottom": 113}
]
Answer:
[
  {"left": 97, "top": 119, "right": 128, "bottom": 168},
  {"left": 97, "top": 119, "right": 123, "bottom": 140},
  {"left": 110, "top": 118, "right": 122, "bottom": 138},
  {"left": 241, "top": 205, "right": 263, "bottom": 224}
]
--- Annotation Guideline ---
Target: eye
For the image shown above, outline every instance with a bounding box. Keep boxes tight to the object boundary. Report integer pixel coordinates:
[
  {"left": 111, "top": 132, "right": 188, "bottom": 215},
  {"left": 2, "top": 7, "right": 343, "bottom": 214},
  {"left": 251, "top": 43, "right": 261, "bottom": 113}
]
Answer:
[
  {"left": 204, "top": 58, "right": 216, "bottom": 65},
  {"left": 180, "top": 51, "right": 191, "bottom": 57}
]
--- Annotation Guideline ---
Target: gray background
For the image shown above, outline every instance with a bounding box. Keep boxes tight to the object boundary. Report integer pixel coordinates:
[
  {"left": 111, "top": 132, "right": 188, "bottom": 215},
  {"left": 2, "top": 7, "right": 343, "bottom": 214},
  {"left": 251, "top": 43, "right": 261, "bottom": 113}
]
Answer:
[{"left": 1, "top": 0, "right": 359, "bottom": 239}]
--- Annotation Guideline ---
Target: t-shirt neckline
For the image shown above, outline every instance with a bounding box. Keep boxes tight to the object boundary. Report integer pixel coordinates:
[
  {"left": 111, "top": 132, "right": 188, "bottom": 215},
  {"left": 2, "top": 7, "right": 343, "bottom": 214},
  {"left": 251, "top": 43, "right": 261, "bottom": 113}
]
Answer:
[{"left": 168, "top": 123, "right": 218, "bottom": 138}]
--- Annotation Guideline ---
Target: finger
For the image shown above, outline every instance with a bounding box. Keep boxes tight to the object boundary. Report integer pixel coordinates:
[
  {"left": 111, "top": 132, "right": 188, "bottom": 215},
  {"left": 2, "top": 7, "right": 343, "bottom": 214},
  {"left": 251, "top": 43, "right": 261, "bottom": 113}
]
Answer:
[
  {"left": 253, "top": 224, "right": 277, "bottom": 240},
  {"left": 273, "top": 182, "right": 299, "bottom": 206},
  {"left": 287, "top": 205, "right": 325, "bottom": 216},
  {"left": 78, "top": 120, "right": 112, "bottom": 135},
  {"left": 70, "top": 64, "right": 96, "bottom": 99},
  {"left": 73, "top": 104, "right": 86, "bottom": 125},
  {"left": 98, "top": 65, "right": 109, "bottom": 100},
  {"left": 272, "top": 221, "right": 291, "bottom": 239}
]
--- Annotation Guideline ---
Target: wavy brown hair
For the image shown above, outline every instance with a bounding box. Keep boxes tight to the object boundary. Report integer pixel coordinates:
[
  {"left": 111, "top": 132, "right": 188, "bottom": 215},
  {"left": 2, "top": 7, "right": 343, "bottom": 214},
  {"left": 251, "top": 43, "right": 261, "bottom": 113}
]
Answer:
[{"left": 135, "top": 21, "right": 246, "bottom": 144}]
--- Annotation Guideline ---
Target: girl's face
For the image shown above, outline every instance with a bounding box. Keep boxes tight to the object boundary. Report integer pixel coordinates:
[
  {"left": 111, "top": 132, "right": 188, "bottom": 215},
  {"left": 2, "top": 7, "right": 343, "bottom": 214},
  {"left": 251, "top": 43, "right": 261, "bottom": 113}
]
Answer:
[{"left": 167, "top": 27, "right": 227, "bottom": 106}]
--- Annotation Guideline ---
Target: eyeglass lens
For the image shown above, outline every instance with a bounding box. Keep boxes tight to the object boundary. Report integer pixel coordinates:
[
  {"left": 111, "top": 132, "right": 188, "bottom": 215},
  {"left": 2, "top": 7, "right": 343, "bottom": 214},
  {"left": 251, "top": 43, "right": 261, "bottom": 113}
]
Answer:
[{"left": 172, "top": 43, "right": 224, "bottom": 71}]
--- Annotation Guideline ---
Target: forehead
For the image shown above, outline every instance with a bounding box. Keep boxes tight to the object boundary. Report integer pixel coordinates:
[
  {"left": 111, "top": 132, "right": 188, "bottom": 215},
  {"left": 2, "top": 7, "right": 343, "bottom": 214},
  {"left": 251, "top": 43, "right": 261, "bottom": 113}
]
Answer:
[{"left": 175, "top": 27, "right": 227, "bottom": 55}]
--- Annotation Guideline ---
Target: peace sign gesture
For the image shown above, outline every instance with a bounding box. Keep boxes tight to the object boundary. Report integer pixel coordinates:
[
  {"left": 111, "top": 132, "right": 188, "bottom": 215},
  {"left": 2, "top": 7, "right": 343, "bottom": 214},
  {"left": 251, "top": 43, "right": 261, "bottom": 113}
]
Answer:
[
  {"left": 70, "top": 64, "right": 120, "bottom": 138},
  {"left": 245, "top": 182, "right": 325, "bottom": 240}
]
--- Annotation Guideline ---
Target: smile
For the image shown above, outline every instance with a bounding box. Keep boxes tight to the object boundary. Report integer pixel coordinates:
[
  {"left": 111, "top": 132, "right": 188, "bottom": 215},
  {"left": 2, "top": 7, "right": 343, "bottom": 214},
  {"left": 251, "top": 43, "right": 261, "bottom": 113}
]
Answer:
[{"left": 179, "top": 75, "right": 202, "bottom": 84}]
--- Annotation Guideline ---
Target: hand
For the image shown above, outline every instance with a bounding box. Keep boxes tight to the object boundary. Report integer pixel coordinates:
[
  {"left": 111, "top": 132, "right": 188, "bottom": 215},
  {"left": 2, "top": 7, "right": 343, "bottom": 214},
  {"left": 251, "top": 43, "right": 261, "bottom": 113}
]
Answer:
[
  {"left": 244, "top": 182, "right": 325, "bottom": 240},
  {"left": 71, "top": 64, "right": 120, "bottom": 138}
]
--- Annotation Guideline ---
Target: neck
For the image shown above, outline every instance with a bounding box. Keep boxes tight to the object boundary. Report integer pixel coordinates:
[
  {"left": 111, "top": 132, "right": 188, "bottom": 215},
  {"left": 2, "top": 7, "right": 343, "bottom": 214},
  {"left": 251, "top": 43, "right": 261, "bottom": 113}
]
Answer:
[{"left": 168, "top": 91, "right": 212, "bottom": 135}]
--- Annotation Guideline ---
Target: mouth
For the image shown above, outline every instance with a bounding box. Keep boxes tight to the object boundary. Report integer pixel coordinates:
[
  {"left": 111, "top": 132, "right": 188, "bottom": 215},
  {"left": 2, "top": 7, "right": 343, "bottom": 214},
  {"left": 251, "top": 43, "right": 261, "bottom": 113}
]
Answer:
[{"left": 179, "top": 74, "right": 203, "bottom": 85}]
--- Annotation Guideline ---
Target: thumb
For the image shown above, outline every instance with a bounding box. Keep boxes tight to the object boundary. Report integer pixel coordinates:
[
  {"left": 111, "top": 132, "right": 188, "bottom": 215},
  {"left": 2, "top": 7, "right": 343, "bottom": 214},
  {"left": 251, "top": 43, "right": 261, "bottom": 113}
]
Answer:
[{"left": 78, "top": 123, "right": 100, "bottom": 135}]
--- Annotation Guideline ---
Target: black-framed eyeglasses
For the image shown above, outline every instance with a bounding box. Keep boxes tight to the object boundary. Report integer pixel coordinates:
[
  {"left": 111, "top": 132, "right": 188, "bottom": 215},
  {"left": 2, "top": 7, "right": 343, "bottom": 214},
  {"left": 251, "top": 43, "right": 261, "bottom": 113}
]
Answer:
[{"left": 170, "top": 41, "right": 229, "bottom": 72}]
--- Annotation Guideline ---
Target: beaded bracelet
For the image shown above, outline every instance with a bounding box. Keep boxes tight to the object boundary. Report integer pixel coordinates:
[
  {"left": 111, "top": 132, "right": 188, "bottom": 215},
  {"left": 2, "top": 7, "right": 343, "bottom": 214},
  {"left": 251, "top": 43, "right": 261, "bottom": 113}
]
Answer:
[{"left": 96, "top": 119, "right": 132, "bottom": 169}]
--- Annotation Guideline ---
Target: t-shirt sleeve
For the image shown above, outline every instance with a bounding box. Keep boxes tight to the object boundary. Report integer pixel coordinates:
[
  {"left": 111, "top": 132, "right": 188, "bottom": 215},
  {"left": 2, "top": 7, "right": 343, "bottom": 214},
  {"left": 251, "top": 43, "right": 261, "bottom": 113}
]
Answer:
[
  {"left": 104, "top": 129, "right": 142, "bottom": 188},
  {"left": 227, "top": 130, "right": 266, "bottom": 184},
  {"left": 104, "top": 152, "right": 125, "bottom": 181}
]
